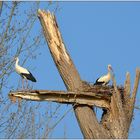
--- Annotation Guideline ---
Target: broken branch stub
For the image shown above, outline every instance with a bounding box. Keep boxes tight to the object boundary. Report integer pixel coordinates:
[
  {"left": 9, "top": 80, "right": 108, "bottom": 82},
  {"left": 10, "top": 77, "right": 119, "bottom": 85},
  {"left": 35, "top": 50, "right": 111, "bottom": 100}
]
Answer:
[{"left": 8, "top": 90, "right": 110, "bottom": 108}]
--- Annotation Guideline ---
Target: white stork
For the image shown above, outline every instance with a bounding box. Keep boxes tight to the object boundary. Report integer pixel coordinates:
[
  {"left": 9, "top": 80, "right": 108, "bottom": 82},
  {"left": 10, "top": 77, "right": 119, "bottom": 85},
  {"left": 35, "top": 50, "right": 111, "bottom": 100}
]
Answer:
[
  {"left": 14, "top": 57, "right": 36, "bottom": 89},
  {"left": 94, "top": 64, "right": 113, "bottom": 85}
]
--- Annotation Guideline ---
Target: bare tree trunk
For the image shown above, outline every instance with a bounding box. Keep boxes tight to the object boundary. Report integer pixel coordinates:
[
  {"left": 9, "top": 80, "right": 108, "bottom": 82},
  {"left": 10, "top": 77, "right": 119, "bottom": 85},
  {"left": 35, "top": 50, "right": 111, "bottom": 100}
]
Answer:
[{"left": 37, "top": 10, "right": 112, "bottom": 138}]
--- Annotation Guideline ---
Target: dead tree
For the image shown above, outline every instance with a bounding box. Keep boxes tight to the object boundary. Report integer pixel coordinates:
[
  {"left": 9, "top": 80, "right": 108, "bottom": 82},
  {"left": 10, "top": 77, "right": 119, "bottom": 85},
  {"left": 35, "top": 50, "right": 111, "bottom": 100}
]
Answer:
[{"left": 9, "top": 10, "right": 140, "bottom": 139}]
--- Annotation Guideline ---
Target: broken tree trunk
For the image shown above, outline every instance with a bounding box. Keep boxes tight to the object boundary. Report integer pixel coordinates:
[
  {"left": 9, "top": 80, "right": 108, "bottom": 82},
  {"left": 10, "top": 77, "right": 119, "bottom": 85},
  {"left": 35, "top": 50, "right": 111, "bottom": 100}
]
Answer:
[
  {"left": 9, "top": 10, "right": 140, "bottom": 139},
  {"left": 37, "top": 9, "right": 111, "bottom": 139}
]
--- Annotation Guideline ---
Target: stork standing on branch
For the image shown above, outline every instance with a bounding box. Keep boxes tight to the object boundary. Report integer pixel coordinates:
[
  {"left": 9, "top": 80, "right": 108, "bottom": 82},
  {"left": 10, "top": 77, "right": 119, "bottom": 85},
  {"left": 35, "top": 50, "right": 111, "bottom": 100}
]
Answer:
[
  {"left": 94, "top": 64, "right": 113, "bottom": 85},
  {"left": 14, "top": 57, "right": 36, "bottom": 89}
]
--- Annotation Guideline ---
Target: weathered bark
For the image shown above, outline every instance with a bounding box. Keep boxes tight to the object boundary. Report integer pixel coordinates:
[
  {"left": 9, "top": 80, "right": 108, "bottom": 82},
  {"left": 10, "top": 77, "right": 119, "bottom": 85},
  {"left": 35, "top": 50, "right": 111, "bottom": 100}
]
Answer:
[{"left": 37, "top": 10, "right": 111, "bottom": 138}]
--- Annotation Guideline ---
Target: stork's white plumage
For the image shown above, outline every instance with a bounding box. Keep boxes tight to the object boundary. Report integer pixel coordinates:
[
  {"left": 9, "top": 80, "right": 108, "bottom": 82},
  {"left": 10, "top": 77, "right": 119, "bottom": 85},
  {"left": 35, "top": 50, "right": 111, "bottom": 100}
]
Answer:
[
  {"left": 15, "top": 57, "right": 36, "bottom": 89},
  {"left": 94, "top": 64, "right": 113, "bottom": 86}
]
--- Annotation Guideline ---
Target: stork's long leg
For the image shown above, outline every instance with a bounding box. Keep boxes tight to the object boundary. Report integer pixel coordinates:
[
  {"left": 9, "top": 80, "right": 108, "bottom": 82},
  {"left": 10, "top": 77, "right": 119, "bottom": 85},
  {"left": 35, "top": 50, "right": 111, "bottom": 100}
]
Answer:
[
  {"left": 18, "top": 77, "right": 21, "bottom": 90},
  {"left": 26, "top": 79, "right": 28, "bottom": 89},
  {"left": 22, "top": 78, "right": 24, "bottom": 90}
]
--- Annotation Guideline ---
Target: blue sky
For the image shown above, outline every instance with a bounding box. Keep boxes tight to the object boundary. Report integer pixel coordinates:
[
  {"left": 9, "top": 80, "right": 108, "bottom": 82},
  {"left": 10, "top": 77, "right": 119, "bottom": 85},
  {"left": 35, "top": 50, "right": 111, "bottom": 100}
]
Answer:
[{"left": 9, "top": 2, "right": 140, "bottom": 138}]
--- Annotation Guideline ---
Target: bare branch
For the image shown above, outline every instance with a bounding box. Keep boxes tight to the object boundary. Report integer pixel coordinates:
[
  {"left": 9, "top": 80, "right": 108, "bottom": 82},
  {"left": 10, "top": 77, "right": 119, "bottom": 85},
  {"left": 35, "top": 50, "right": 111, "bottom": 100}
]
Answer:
[
  {"left": 126, "top": 68, "right": 140, "bottom": 130},
  {"left": 124, "top": 72, "right": 131, "bottom": 96},
  {"left": 124, "top": 72, "right": 131, "bottom": 106},
  {"left": 135, "top": 106, "right": 140, "bottom": 110},
  {"left": 9, "top": 90, "right": 110, "bottom": 108},
  {"left": 0, "top": 2, "right": 17, "bottom": 45},
  {"left": 0, "top": 2, "right": 63, "bottom": 139}
]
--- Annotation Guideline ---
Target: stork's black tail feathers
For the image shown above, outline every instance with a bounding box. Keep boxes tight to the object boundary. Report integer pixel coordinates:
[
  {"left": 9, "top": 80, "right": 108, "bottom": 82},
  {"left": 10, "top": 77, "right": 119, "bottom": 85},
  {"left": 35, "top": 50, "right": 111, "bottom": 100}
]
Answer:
[
  {"left": 94, "top": 78, "right": 104, "bottom": 85},
  {"left": 29, "top": 72, "right": 36, "bottom": 82},
  {"left": 21, "top": 71, "right": 36, "bottom": 82},
  {"left": 94, "top": 81, "right": 104, "bottom": 85}
]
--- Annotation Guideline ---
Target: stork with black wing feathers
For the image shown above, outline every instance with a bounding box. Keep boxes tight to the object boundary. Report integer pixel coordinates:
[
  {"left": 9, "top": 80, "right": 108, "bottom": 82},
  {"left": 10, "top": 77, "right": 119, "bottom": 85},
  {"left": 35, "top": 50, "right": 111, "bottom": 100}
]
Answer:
[
  {"left": 14, "top": 57, "right": 36, "bottom": 89},
  {"left": 94, "top": 64, "right": 113, "bottom": 86}
]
